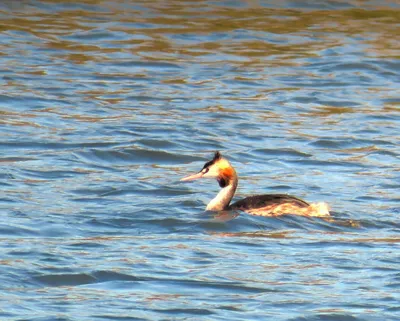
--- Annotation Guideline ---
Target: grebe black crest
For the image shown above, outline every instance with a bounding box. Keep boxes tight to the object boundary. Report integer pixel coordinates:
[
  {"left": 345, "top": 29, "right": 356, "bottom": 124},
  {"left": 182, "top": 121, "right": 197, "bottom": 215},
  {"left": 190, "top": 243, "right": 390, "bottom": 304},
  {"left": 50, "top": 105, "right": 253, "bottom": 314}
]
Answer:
[{"left": 181, "top": 151, "right": 330, "bottom": 217}]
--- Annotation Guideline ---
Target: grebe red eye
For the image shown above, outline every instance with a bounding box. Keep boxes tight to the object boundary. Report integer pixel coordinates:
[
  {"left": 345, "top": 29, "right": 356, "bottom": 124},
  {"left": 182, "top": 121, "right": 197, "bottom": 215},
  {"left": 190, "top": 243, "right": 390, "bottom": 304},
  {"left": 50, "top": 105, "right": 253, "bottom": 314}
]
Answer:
[{"left": 202, "top": 168, "right": 209, "bottom": 174}]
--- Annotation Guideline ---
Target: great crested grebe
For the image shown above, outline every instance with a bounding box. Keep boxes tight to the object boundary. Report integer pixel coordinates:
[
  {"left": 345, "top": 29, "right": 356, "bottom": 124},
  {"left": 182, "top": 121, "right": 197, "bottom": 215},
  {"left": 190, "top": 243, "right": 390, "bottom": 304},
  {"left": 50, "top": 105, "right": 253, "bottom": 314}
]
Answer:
[{"left": 181, "top": 152, "right": 330, "bottom": 217}]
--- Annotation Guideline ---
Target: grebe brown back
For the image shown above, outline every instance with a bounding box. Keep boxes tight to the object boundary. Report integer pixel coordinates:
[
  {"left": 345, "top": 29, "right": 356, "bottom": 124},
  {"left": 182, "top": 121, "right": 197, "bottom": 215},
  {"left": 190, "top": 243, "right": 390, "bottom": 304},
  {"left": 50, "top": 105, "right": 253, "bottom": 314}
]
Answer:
[{"left": 180, "top": 151, "right": 330, "bottom": 217}]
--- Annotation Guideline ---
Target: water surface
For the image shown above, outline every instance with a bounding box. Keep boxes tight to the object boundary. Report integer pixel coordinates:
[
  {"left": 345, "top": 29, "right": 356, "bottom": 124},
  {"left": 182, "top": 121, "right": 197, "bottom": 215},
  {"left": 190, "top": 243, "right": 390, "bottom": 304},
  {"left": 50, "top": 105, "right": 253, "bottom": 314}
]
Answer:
[{"left": 0, "top": 1, "right": 399, "bottom": 320}]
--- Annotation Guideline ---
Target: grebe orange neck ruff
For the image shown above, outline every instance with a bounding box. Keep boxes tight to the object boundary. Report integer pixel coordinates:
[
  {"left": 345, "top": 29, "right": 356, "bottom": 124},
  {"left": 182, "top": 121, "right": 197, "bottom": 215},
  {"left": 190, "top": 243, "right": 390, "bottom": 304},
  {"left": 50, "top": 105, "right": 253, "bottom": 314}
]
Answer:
[{"left": 180, "top": 152, "right": 330, "bottom": 217}]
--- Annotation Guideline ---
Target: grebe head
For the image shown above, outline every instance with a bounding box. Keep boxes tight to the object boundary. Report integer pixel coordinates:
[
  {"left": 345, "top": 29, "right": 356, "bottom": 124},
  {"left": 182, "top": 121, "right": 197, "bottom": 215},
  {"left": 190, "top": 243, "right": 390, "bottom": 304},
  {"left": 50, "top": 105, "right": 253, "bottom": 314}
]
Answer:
[{"left": 180, "top": 151, "right": 236, "bottom": 188}]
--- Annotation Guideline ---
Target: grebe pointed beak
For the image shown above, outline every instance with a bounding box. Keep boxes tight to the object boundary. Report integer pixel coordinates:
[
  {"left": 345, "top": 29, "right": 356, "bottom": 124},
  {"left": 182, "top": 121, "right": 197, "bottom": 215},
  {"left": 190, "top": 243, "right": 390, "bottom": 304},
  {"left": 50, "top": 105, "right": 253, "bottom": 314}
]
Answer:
[{"left": 180, "top": 171, "right": 204, "bottom": 182}]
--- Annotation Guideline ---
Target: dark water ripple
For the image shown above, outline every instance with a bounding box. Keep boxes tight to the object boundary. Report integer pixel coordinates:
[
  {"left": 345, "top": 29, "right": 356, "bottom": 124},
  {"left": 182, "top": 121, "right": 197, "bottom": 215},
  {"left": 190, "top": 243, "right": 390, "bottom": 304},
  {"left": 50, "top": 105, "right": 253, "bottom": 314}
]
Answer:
[{"left": 1, "top": 1, "right": 400, "bottom": 320}]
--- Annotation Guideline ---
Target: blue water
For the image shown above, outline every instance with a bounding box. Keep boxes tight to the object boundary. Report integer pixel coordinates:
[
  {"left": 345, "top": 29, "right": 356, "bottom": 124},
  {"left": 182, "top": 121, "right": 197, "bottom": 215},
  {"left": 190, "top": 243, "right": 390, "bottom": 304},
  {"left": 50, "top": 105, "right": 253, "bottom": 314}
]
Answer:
[{"left": 1, "top": 1, "right": 399, "bottom": 320}]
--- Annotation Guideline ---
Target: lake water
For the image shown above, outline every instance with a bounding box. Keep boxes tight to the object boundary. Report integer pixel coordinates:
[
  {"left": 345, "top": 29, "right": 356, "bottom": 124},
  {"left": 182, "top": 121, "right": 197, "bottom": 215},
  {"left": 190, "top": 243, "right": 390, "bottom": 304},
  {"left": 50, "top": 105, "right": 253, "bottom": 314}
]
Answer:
[{"left": 1, "top": 1, "right": 399, "bottom": 320}]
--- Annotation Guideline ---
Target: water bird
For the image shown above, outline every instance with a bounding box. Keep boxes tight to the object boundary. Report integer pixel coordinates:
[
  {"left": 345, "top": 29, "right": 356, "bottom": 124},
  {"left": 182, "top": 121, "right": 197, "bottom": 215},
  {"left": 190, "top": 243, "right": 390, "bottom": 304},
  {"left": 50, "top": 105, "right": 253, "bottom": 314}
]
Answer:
[{"left": 181, "top": 152, "right": 330, "bottom": 217}]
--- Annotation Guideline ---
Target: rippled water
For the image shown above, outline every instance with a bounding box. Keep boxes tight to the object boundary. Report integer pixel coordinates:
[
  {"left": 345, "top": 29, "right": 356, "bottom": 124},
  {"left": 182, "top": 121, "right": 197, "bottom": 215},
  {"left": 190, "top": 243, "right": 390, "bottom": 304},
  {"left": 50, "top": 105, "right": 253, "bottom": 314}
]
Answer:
[{"left": 1, "top": 1, "right": 399, "bottom": 320}]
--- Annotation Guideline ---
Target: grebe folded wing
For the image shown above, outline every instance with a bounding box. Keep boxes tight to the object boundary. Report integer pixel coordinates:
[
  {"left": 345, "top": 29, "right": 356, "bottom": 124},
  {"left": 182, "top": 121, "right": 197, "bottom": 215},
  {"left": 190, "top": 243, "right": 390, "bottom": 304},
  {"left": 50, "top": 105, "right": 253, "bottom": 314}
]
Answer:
[
  {"left": 228, "top": 194, "right": 321, "bottom": 216},
  {"left": 229, "top": 194, "right": 309, "bottom": 211}
]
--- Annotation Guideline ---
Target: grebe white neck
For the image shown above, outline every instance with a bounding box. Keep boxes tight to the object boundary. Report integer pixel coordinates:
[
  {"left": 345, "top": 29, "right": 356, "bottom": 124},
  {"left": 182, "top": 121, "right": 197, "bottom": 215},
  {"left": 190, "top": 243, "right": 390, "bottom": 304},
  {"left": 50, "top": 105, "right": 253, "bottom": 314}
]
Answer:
[{"left": 206, "top": 175, "right": 238, "bottom": 211}]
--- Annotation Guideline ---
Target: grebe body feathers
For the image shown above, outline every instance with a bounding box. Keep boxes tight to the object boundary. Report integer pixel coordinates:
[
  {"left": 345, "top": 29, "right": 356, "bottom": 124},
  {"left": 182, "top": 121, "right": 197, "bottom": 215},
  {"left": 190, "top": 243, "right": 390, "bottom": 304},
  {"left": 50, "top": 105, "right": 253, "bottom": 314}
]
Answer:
[{"left": 181, "top": 152, "right": 330, "bottom": 217}]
